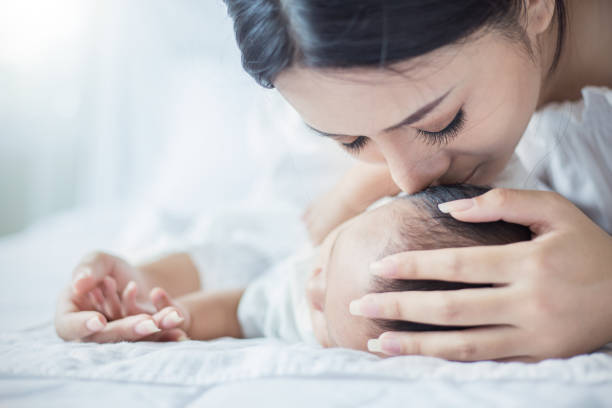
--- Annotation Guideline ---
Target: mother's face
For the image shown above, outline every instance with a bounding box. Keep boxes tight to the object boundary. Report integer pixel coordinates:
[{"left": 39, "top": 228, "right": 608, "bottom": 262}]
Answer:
[{"left": 274, "top": 32, "right": 543, "bottom": 193}]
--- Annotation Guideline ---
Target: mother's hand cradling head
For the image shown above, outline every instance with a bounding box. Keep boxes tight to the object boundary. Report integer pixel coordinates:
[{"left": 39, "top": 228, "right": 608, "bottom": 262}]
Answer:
[
  {"left": 54, "top": 251, "right": 189, "bottom": 343},
  {"left": 351, "top": 189, "right": 612, "bottom": 362}
]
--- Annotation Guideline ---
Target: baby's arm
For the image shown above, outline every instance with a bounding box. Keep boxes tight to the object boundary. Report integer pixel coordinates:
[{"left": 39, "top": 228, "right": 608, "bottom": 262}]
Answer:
[
  {"left": 303, "top": 162, "right": 400, "bottom": 244},
  {"left": 175, "top": 288, "right": 245, "bottom": 340}
]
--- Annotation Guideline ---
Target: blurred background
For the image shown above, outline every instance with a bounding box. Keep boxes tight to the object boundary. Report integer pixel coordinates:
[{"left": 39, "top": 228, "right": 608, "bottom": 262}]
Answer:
[
  {"left": 0, "top": 0, "right": 354, "bottom": 330},
  {"left": 0, "top": 0, "right": 350, "bottom": 238}
]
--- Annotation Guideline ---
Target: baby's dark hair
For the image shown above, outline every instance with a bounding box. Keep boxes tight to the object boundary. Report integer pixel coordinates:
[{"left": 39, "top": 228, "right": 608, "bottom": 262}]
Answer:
[{"left": 371, "top": 184, "right": 531, "bottom": 333}]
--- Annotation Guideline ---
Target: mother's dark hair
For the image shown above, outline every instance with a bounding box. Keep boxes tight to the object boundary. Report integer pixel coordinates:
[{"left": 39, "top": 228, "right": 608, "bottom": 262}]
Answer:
[{"left": 223, "top": 0, "right": 566, "bottom": 88}]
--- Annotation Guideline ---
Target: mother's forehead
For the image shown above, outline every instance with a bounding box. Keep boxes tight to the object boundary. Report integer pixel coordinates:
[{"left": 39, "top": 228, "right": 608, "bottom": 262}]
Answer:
[{"left": 275, "top": 64, "right": 456, "bottom": 136}]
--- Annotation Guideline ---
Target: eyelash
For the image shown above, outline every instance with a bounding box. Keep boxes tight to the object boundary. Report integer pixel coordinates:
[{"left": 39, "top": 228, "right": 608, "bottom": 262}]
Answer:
[
  {"left": 416, "top": 108, "right": 465, "bottom": 146},
  {"left": 341, "top": 108, "right": 466, "bottom": 153}
]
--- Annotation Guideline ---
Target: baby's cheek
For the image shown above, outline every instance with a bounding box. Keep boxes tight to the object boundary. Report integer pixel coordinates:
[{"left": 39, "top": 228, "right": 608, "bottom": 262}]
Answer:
[{"left": 330, "top": 314, "right": 373, "bottom": 352}]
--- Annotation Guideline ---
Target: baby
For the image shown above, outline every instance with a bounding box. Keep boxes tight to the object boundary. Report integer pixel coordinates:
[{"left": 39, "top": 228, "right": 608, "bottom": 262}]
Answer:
[{"left": 73, "top": 184, "right": 529, "bottom": 353}]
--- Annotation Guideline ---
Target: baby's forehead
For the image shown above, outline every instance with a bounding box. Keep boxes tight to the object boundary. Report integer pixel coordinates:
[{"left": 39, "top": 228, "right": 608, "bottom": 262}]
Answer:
[{"left": 324, "top": 199, "right": 417, "bottom": 348}]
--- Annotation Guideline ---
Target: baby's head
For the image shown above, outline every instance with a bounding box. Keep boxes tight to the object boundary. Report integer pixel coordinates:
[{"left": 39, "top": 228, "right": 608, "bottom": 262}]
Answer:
[{"left": 306, "top": 184, "right": 530, "bottom": 352}]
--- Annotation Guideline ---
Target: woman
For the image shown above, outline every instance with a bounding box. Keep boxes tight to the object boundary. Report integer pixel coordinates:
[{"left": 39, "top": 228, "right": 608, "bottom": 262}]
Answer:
[
  {"left": 56, "top": 0, "right": 612, "bottom": 362},
  {"left": 220, "top": 0, "right": 612, "bottom": 361}
]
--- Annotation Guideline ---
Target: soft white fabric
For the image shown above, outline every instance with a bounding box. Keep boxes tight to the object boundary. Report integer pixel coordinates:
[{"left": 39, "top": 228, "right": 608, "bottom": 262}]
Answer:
[
  {"left": 496, "top": 86, "right": 612, "bottom": 233},
  {"left": 238, "top": 246, "right": 319, "bottom": 345},
  {"left": 1, "top": 323, "right": 612, "bottom": 407},
  {"left": 2, "top": 179, "right": 612, "bottom": 406}
]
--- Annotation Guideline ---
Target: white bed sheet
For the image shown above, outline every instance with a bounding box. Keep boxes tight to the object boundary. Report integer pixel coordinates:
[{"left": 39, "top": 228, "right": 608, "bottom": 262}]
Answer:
[{"left": 1, "top": 205, "right": 612, "bottom": 407}]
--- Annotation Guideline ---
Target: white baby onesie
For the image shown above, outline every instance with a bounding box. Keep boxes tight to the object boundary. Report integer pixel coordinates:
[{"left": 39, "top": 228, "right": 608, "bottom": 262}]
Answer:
[{"left": 237, "top": 245, "right": 320, "bottom": 345}]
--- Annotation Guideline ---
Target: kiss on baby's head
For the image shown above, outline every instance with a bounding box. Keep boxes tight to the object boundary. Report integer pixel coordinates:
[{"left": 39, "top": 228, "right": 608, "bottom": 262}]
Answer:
[{"left": 306, "top": 184, "right": 531, "bottom": 351}]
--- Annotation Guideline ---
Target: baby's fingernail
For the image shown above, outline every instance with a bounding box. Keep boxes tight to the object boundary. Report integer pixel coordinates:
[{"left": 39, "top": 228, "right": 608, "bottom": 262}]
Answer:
[
  {"left": 86, "top": 316, "right": 105, "bottom": 332},
  {"left": 370, "top": 259, "right": 397, "bottom": 277},
  {"left": 438, "top": 198, "right": 474, "bottom": 214},
  {"left": 126, "top": 281, "right": 136, "bottom": 292},
  {"left": 177, "top": 334, "right": 189, "bottom": 342},
  {"left": 134, "top": 320, "right": 160, "bottom": 336},
  {"left": 163, "top": 311, "right": 184, "bottom": 327}
]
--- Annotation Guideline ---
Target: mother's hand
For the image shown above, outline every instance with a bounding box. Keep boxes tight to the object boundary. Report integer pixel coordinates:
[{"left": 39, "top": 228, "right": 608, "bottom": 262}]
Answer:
[
  {"left": 350, "top": 189, "right": 612, "bottom": 362},
  {"left": 55, "top": 252, "right": 188, "bottom": 343}
]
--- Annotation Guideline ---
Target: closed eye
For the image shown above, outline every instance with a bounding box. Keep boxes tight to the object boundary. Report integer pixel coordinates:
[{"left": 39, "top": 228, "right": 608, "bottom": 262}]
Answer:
[
  {"left": 341, "top": 136, "right": 369, "bottom": 154},
  {"left": 340, "top": 108, "right": 464, "bottom": 153},
  {"left": 416, "top": 108, "right": 465, "bottom": 146}
]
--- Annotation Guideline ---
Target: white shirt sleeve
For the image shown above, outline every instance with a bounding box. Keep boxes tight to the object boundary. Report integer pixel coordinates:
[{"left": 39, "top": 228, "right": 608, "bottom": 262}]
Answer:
[{"left": 513, "top": 86, "right": 612, "bottom": 233}]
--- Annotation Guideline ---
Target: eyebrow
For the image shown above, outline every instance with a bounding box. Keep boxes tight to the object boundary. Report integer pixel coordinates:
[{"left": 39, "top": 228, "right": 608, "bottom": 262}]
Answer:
[{"left": 305, "top": 88, "right": 453, "bottom": 138}]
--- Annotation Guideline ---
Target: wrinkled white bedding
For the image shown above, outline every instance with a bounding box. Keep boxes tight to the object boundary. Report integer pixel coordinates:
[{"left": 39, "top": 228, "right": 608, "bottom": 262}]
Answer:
[{"left": 1, "top": 204, "right": 612, "bottom": 407}]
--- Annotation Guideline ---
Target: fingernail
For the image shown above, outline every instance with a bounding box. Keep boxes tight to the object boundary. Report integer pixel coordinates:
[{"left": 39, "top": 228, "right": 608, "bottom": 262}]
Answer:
[
  {"left": 163, "top": 311, "right": 184, "bottom": 326},
  {"left": 367, "top": 339, "right": 382, "bottom": 353},
  {"left": 370, "top": 258, "right": 397, "bottom": 277},
  {"left": 134, "top": 320, "right": 160, "bottom": 335},
  {"left": 438, "top": 198, "right": 474, "bottom": 214},
  {"left": 349, "top": 298, "right": 379, "bottom": 318},
  {"left": 126, "top": 281, "right": 137, "bottom": 292},
  {"left": 86, "top": 316, "right": 105, "bottom": 332},
  {"left": 380, "top": 337, "right": 402, "bottom": 355},
  {"left": 72, "top": 267, "right": 93, "bottom": 292},
  {"left": 177, "top": 334, "right": 189, "bottom": 342},
  {"left": 349, "top": 300, "right": 362, "bottom": 316},
  {"left": 74, "top": 267, "right": 92, "bottom": 282}
]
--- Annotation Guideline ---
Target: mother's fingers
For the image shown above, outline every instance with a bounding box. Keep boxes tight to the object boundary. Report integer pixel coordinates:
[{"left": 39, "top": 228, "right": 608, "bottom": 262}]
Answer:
[
  {"left": 371, "top": 243, "right": 529, "bottom": 283},
  {"left": 55, "top": 288, "right": 108, "bottom": 341},
  {"left": 144, "top": 328, "right": 189, "bottom": 342},
  {"left": 350, "top": 288, "right": 512, "bottom": 326},
  {"left": 81, "top": 315, "right": 161, "bottom": 343},
  {"left": 55, "top": 310, "right": 108, "bottom": 341},
  {"left": 368, "top": 325, "right": 524, "bottom": 362},
  {"left": 439, "top": 189, "right": 572, "bottom": 233}
]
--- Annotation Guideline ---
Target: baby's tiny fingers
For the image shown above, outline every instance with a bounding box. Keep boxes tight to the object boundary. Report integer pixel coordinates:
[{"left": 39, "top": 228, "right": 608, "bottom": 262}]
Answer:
[
  {"left": 89, "top": 287, "right": 107, "bottom": 315},
  {"left": 122, "top": 281, "right": 139, "bottom": 315},
  {"left": 122, "top": 281, "right": 156, "bottom": 315},
  {"left": 102, "top": 276, "right": 124, "bottom": 319},
  {"left": 150, "top": 287, "right": 173, "bottom": 311},
  {"left": 153, "top": 306, "right": 184, "bottom": 330}
]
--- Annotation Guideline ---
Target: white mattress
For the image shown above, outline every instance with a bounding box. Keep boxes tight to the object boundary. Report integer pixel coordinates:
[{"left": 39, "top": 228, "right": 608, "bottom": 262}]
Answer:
[{"left": 1, "top": 205, "right": 612, "bottom": 407}]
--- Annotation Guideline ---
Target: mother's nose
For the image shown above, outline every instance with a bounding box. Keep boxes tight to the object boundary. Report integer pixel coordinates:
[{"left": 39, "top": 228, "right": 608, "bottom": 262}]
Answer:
[{"left": 379, "top": 141, "right": 450, "bottom": 194}]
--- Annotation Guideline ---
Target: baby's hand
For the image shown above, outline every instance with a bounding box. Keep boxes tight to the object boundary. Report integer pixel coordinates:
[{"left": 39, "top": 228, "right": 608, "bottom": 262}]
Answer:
[
  {"left": 148, "top": 286, "right": 192, "bottom": 338},
  {"left": 83, "top": 277, "right": 192, "bottom": 342},
  {"left": 56, "top": 251, "right": 190, "bottom": 343}
]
